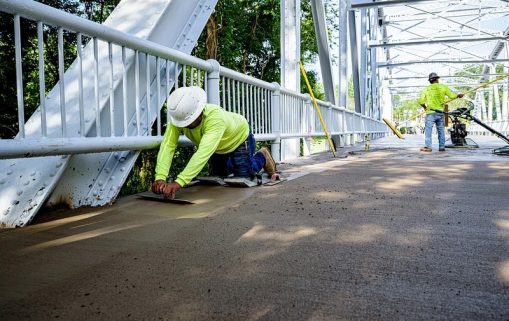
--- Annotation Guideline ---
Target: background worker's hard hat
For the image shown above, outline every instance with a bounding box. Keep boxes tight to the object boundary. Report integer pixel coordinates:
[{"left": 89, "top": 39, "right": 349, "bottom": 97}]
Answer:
[
  {"left": 168, "top": 86, "right": 207, "bottom": 127},
  {"left": 428, "top": 72, "right": 440, "bottom": 81}
]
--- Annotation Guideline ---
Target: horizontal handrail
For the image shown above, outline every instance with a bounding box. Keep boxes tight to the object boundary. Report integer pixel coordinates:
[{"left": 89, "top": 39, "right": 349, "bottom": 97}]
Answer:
[{"left": 0, "top": 0, "right": 388, "bottom": 160}]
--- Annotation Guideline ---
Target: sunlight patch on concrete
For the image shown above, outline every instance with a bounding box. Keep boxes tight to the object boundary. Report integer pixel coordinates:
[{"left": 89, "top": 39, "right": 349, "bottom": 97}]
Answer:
[
  {"left": 496, "top": 219, "right": 509, "bottom": 231},
  {"left": 497, "top": 260, "right": 509, "bottom": 286},
  {"left": 335, "top": 224, "right": 386, "bottom": 243},
  {"left": 21, "top": 221, "right": 153, "bottom": 253},
  {"left": 392, "top": 227, "right": 432, "bottom": 246},
  {"left": 246, "top": 307, "right": 273, "bottom": 321},
  {"left": 238, "top": 223, "right": 317, "bottom": 243},
  {"left": 375, "top": 174, "right": 424, "bottom": 191},
  {"left": 24, "top": 211, "right": 105, "bottom": 233},
  {"left": 488, "top": 163, "right": 509, "bottom": 170}
]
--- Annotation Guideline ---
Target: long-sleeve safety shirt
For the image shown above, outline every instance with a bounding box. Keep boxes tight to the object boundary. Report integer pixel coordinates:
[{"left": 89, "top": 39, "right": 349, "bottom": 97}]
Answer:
[
  {"left": 154, "top": 104, "right": 249, "bottom": 187},
  {"left": 418, "top": 83, "right": 458, "bottom": 114}
]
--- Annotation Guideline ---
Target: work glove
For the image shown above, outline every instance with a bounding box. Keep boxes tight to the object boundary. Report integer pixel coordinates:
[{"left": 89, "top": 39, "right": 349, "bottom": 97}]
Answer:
[
  {"left": 151, "top": 180, "right": 167, "bottom": 194},
  {"left": 161, "top": 181, "right": 182, "bottom": 200}
]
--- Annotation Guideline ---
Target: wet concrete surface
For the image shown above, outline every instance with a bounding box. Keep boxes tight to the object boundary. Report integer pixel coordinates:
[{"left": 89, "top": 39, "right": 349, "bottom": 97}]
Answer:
[{"left": 1, "top": 135, "right": 509, "bottom": 321}]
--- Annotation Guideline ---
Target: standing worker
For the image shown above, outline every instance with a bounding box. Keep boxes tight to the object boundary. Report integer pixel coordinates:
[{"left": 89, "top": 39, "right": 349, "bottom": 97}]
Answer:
[
  {"left": 418, "top": 72, "right": 464, "bottom": 152},
  {"left": 152, "top": 86, "right": 277, "bottom": 199}
]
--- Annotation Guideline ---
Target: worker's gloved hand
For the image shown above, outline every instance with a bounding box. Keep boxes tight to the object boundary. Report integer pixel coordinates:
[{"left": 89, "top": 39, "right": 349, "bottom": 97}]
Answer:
[
  {"left": 162, "top": 181, "right": 181, "bottom": 199},
  {"left": 151, "top": 180, "right": 167, "bottom": 194},
  {"left": 457, "top": 93, "right": 464, "bottom": 98}
]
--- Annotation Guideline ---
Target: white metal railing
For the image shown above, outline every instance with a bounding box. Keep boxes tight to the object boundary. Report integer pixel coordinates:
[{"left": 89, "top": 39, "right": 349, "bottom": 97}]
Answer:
[
  {"left": 469, "top": 120, "right": 509, "bottom": 136},
  {"left": 0, "top": 0, "right": 387, "bottom": 160}
]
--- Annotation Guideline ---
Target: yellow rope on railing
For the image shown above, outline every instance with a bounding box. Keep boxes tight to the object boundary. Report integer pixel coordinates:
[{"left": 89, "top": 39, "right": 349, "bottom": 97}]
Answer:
[
  {"left": 299, "top": 62, "right": 336, "bottom": 157},
  {"left": 443, "top": 73, "right": 509, "bottom": 105}
]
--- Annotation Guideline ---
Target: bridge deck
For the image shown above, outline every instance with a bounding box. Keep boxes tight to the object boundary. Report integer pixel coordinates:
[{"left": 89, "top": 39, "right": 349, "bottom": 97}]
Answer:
[{"left": 1, "top": 135, "right": 509, "bottom": 320}]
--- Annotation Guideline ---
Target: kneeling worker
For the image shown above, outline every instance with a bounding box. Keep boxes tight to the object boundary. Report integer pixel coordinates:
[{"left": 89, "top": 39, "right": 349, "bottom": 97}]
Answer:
[{"left": 152, "top": 86, "right": 276, "bottom": 199}]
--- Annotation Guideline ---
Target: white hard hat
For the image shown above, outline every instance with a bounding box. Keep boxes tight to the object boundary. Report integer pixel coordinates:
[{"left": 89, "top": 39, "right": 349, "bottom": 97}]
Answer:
[{"left": 168, "top": 86, "right": 207, "bottom": 127}]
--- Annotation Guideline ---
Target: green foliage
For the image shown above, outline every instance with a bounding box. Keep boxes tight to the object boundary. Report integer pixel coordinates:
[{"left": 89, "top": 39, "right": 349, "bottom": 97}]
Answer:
[
  {"left": 393, "top": 98, "right": 421, "bottom": 123},
  {"left": 192, "top": 0, "right": 322, "bottom": 97},
  {"left": 192, "top": 0, "right": 281, "bottom": 82},
  {"left": 120, "top": 146, "right": 206, "bottom": 196}
]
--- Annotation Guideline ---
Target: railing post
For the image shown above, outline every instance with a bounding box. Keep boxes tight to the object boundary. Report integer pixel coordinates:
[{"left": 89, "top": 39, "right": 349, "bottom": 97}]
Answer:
[
  {"left": 327, "top": 102, "right": 336, "bottom": 152},
  {"left": 302, "top": 94, "right": 312, "bottom": 156},
  {"left": 271, "top": 82, "right": 281, "bottom": 162},
  {"left": 206, "top": 59, "right": 220, "bottom": 105}
]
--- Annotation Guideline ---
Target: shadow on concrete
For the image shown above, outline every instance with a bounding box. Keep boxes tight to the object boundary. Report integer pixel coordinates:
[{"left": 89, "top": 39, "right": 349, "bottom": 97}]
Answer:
[{"left": 1, "top": 144, "right": 509, "bottom": 321}]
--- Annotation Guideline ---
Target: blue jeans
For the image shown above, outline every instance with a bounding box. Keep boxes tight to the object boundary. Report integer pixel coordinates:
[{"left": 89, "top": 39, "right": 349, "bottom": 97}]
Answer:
[
  {"left": 208, "top": 133, "right": 266, "bottom": 178},
  {"left": 424, "top": 112, "right": 445, "bottom": 148}
]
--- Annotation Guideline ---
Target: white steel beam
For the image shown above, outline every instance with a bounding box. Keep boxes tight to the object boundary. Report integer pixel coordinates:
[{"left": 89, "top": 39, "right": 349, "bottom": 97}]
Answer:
[
  {"left": 338, "top": 0, "right": 348, "bottom": 108},
  {"left": 369, "top": 36, "right": 508, "bottom": 48},
  {"left": 379, "top": 59, "right": 509, "bottom": 68},
  {"left": 310, "top": 0, "right": 336, "bottom": 104},
  {"left": 406, "top": 4, "right": 501, "bottom": 38},
  {"left": 280, "top": 0, "right": 301, "bottom": 161},
  {"left": 360, "top": 9, "right": 368, "bottom": 114},
  {"left": 480, "top": 25, "right": 509, "bottom": 82},
  {"left": 350, "top": 0, "right": 442, "bottom": 9},
  {"left": 349, "top": 10, "right": 362, "bottom": 113},
  {"left": 387, "top": 73, "right": 508, "bottom": 80}
]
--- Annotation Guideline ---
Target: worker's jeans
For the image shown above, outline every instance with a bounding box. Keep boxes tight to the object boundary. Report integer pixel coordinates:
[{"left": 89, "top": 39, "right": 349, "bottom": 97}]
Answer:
[
  {"left": 208, "top": 133, "right": 266, "bottom": 179},
  {"left": 424, "top": 112, "right": 445, "bottom": 148}
]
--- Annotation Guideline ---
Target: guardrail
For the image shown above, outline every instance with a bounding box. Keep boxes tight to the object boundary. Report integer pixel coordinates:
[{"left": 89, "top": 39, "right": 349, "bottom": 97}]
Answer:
[
  {"left": 469, "top": 120, "right": 509, "bottom": 137},
  {"left": 0, "top": 0, "right": 387, "bottom": 160}
]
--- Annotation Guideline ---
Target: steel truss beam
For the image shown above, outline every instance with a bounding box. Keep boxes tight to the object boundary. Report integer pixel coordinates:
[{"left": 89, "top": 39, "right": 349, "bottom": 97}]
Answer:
[
  {"left": 481, "top": 25, "right": 509, "bottom": 81},
  {"left": 370, "top": 36, "right": 508, "bottom": 48},
  {"left": 406, "top": 4, "right": 501, "bottom": 38},
  {"left": 350, "top": 0, "right": 442, "bottom": 9},
  {"left": 388, "top": 83, "right": 485, "bottom": 89},
  {"left": 385, "top": 6, "right": 508, "bottom": 21},
  {"left": 310, "top": 0, "right": 335, "bottom": 104},
  {"left": 379, "top": 59, "right": 509, "bottom": 68},
  {"left": 349, "top": 10, "right": 362, "bottom": 113},
  {"left": 387, "top": 73, "right": 508, "bottom": 80}
]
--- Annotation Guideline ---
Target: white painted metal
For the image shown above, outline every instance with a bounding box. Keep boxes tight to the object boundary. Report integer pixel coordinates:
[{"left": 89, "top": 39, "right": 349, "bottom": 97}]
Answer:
[
  {"left": 350, "top": 0, "right": 440, "bottom": 9},
  {"left": 379, "top": 59, "right": 509, "bottom": 68},
  {"left": 310, "top": 0, "right": 336, "bottom": 105},
  {"left": 338, "top": 0, "right": 348, "bottom": 109},
  {"left": 360, "top": 9, "right": 368, "bottom": 116},
  {"left": 280, "top": 0, "right": 301, "bottom": 161},
  {"left": 349, "top": 10, "right": 362, "bottom": 114},
  {"left": 370, "top": 35, "right": 509, "bottom": 48},
  {"left": 369, "top": 8, "right": 379, "bottom": 119},
  {"left": 503, "top": 64, "right": 509, "bottom": 120},
  {"left": 14, "top": 15, "right": 24, "bottom": 138},
  {"left": 488, "top": 89, "right": 494, "bottom": 121}
]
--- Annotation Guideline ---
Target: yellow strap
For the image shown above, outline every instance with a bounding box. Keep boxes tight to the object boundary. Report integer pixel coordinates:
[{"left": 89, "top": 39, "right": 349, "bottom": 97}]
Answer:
[
  {"left": 299, "top": 62, "right": 336, "bottom": 157},
  {"left": 444, "top": 73, "right": 509, "bottom": 105}
]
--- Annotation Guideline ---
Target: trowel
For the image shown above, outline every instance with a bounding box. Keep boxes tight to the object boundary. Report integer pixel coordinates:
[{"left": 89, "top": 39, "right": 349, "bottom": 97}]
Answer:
[{"left": 137, "top": 191, "right": 195, "bottom": 205}]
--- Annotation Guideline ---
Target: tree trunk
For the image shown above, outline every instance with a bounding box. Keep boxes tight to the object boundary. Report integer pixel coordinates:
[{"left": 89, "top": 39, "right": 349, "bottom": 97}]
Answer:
[{"left": 205, "top": 15, "right": 218, "bottom": 60}]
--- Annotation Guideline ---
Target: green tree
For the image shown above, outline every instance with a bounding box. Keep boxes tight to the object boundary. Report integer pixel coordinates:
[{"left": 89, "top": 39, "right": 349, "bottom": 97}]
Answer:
[{"left": 393, "top": 98, "right": 420, "bottom": 123}]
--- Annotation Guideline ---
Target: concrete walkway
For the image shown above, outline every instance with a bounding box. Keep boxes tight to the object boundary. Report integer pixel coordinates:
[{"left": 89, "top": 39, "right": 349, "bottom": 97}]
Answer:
[{"left": 1, "top": 135, "right": 509, "bottom": 321}]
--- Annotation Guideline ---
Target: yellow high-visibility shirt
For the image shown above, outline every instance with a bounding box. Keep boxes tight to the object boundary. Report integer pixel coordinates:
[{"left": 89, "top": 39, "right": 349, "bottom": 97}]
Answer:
[
  {"left": 418, "top": 83, "right": 458, "bottom": 113},
  {"left": 154, "top": 104, "right": 249, "bottom": 187}
]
